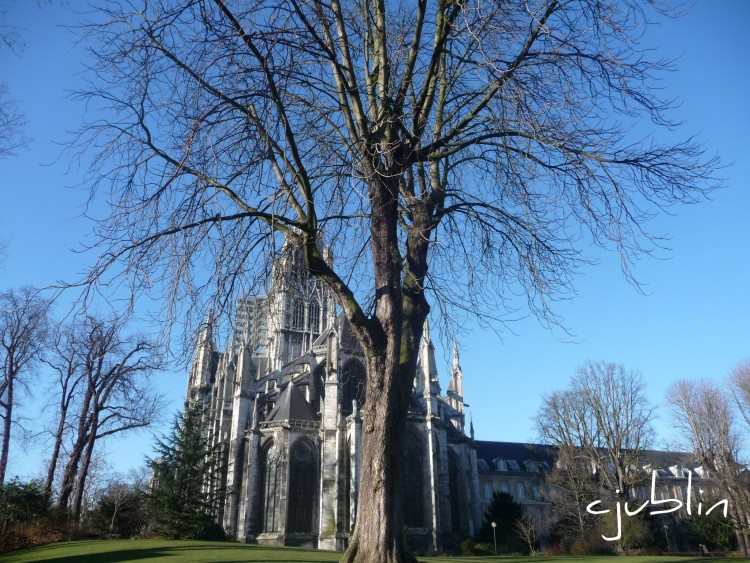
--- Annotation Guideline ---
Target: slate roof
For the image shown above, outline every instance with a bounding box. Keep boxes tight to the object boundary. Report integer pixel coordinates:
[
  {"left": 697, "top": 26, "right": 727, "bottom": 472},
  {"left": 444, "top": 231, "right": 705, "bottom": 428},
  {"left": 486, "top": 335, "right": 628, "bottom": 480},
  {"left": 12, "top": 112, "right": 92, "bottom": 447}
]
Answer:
[
  {"left": 474, "top": 440, "right": 707, "bottom": 477},
  {"left": 266, "top": 382, "right": 319, "bottom": 422},
  {"left": 475, "top": 440, "right": 558, "bottom": 473}
]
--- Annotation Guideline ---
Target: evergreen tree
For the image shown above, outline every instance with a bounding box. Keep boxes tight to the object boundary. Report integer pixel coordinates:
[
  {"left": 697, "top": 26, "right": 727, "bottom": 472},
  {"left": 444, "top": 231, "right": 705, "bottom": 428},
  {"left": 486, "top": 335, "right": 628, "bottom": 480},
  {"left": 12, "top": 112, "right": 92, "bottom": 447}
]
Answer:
[
  {"left": 477, "top": 491, "right": 527, "bottom": 553},
  {"left": 0, "top": 478, "right": 49, "bottom": 534},
  {"left": 146, "top": 406, "right": 225, "bottom": 540}
]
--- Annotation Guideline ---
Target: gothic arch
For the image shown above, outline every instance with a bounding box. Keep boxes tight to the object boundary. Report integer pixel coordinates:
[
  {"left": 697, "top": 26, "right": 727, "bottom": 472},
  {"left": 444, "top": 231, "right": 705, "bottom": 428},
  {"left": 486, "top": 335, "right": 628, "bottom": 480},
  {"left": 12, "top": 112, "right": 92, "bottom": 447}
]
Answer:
[
  {"left": 260, "top": 441, "right": 281, "bottom": 533},
  {"left": 402, "top": 430, "right": 425, "bottom": 528},
  {"left": 448, "top": 450, "right": 463, "bottom": 534},
  {"left": 341, "top": 358, "right": 366, "bottom": 416},
  {"left": 287, "top": 438, "right": 317, "bottom": 534}
]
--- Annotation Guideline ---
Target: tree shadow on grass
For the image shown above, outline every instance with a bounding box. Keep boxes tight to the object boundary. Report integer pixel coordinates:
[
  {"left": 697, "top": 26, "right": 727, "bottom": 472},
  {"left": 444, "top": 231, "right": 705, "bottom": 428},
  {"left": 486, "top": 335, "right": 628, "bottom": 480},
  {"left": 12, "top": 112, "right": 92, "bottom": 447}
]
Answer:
[
  {"left": 5, "top": 541, "right": 338, "bottom": 563},
  {"left": 30, "top": 548, "right": 332, "bottom": 563}
]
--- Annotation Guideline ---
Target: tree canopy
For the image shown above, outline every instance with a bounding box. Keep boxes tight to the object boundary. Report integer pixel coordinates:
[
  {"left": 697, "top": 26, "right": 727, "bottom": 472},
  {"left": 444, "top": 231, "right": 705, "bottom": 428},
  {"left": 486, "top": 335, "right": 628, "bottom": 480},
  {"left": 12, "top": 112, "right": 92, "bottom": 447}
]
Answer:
[{"left": 74, "top": 1, "right": 719, "bottom": 560}]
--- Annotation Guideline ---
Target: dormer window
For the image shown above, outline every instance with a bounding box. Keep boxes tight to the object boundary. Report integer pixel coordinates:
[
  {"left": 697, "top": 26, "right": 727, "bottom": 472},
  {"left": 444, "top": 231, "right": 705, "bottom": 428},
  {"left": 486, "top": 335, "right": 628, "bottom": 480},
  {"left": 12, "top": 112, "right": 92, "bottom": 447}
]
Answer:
[
  {"left": 494, "top": 458, "right": 508, "bottom": 471},
  {"left": 508, "top": 459, "right": 521, "bottom": 472}
]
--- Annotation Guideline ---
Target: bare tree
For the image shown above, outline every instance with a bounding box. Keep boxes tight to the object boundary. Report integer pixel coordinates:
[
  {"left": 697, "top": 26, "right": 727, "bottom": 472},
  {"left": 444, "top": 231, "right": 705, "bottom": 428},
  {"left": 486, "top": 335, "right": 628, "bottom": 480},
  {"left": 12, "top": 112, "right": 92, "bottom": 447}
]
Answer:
[
  {"left": 668, "top": 378, "right": 750, "bottom": 556},
  {"left": 73, "top": 1, "right": 718, "bottom": 560},
  {"left": 0, "top": 83, "right": 27, "bottom": 158},
  {"left": 729, "top": 360, "right": 750, "bottom": 431},
  {"left": 536, "top": 361, "right": 655, "bottom": 498},
  {"left": 515, "top": 514, "right": 547, "bottom": 556},
  {"left": 0, "top": 6, "right": 28, "bottom": 159},
  {"left": 0, "top": 287, "right": 50, "bottom": 485},
  {"left": 543, "top": 447, "right": 600, "bottom": 541},
  {"left": 52, "top": 315, "right": 164, "bottom": 522},
  {"left": 41, "top": 322, "right": 86, "bottom": 499}
]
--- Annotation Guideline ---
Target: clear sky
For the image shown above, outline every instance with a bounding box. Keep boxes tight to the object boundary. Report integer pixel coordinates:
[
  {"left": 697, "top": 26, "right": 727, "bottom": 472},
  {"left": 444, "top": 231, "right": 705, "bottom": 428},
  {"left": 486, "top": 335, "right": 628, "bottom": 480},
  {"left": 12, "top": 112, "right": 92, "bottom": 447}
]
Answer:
[{"left": 0, "top": 1, "right": 749, "bottom": 480}]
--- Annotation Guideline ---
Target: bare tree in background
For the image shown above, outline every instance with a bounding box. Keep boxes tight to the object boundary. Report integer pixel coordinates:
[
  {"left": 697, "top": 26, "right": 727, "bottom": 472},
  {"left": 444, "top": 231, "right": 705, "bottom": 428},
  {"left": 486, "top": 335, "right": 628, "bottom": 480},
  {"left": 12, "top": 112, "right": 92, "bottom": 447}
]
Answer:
[
  {"left": 0, "top": 83, "right": 27, "bottom": 158},
  {"left": 730, "top": 360, "right": 750, "bottom": 431},
  {"left": 73, "top": 1, "right": 719, "bottom": 560},
  {"left": 536, "top": 361, "right": 655, "bottom": 498},
  {"left": 0, "top": 287, "right": 50, "bottom": 486},
  {"left": 669, "top": 378, "right": 750, "bottom": 556},
  {"left": 52, "top": 316, "right": 164, "bottom": 523},
  {"left": 42, "top": 322, "right": 85, "bottom": 499},
  {"left": 543, "top": 446, "right": 600, "bottom": 541},
  {"left": 0, "top": 6, "right": 28, "bottom": 158}
]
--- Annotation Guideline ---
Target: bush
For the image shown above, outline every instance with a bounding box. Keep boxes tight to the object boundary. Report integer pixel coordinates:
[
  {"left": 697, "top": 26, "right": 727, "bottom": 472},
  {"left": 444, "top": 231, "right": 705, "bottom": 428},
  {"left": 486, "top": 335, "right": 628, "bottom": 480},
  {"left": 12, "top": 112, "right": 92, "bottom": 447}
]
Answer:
[
  {"left": 473, "top": 542, "right": 495, "bottom": 555},
  {"left": 460, "top": 538, "right": 475, "bottom": 556},
  {"left": 570, "top": 539, "right": 613, "bottom": 556},
  {"left": 0, "top": 478, "right": 55, "bottom": 553},
  {"left": 559, "top": 535, "right": 574, "bottom": 554}
]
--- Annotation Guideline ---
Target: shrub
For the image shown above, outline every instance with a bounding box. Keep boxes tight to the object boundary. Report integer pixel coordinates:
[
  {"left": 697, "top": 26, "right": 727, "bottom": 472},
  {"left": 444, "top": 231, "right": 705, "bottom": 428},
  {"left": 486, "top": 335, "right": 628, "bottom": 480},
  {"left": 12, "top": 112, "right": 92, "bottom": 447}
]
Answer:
[
  {"left": 473, "top": 542, "right": 495, "bottom": 555},
  {"left": 542, "top": 543, "right": 564, "bottom": 556},
  {"left": 460, "top": 538, "right": 475, "bottom": 556}
]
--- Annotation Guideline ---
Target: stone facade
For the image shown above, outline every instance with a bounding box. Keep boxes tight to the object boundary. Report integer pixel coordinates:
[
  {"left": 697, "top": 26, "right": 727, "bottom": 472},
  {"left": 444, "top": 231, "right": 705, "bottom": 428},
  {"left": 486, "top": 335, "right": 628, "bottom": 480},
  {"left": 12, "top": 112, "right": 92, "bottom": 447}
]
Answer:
[
  {"left": 186, "top": 242, "right": 726, "bottom": 553},
  {"left": 186, "top": 242, "right": 482, "bottom": 551}
]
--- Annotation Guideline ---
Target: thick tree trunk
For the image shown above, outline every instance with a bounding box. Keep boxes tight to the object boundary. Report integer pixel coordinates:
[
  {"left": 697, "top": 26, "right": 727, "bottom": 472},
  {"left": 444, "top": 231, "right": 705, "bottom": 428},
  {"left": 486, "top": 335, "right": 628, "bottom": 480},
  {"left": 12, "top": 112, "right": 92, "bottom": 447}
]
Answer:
[
  {"left": 0, "top": 378, "right": 14, "bottom": 486},
  {"left": 58, "top": 386, "right": 93, "bottom": 510},
  {"left": 58, "top": 442, "right": 83, "bottom": 511},
  {"left": 341, "top": 351, "right": 417, "bottom": 563},
  {"left": 45, "top": 402, "right": 69, "bottom": 498},
  {"left": 72, "top": 423, "right": 98, "bottom": 522}
]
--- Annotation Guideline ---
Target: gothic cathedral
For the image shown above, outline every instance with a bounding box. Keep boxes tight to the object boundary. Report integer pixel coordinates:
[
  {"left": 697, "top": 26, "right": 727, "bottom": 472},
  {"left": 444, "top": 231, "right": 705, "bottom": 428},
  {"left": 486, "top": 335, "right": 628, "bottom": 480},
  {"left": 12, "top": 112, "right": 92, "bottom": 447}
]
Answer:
[{"left": 186, "top": 242, "right": 482, "bottom": 552}]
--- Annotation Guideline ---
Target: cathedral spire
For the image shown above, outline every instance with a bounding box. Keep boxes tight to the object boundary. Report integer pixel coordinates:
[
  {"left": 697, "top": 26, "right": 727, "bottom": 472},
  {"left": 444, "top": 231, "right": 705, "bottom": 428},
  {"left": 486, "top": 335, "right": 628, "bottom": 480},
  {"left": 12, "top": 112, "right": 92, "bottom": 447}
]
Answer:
[
  {"left": 419, "top": 319, "right": 439, "bottom": 390},
  {"left": 447, "top": 338, "right": 463, "bottom": 404},
  {"left": 188, "top": 312, "right": 215, "bottom": 396}
]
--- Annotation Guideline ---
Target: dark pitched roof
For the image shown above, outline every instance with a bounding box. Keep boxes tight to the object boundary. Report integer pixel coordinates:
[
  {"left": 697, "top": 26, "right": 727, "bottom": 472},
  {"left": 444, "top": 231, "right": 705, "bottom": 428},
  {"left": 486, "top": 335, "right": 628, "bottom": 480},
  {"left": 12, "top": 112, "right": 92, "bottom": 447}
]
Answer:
[
  {"left": 475, "top": 440, "right": 706, "bottom": 477},
  {"left": 474, "top": 441, "right": 558, "bottom": 473},
  {"left": 267, "top": 382, "right": 319, "bottom": 422}
]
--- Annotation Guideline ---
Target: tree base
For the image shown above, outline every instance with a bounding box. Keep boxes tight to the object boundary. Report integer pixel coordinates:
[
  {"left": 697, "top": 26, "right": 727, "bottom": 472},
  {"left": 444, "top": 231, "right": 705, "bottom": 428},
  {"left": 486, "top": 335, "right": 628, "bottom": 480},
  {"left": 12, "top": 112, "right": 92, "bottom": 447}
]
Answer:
[{"left": 339, "top": 535, "right": 420, "bottom": 563}]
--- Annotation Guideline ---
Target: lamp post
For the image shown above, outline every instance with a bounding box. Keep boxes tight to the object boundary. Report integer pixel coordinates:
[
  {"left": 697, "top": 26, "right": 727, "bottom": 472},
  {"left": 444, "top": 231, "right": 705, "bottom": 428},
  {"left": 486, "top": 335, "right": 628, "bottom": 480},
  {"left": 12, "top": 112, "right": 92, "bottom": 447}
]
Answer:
[{"left": 491, "top": 521, "right": 497, "bottom": 555}]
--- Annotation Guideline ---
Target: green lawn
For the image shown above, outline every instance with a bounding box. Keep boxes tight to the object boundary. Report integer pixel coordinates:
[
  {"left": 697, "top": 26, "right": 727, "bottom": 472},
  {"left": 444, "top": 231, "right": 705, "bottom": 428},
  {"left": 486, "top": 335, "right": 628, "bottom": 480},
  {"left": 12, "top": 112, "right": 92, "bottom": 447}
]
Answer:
[
  {"left": 0, "top": 540, "right": 338, "bottom": 562},
  {"left": 0, "top": 541, "right": 740, "bottom": 563}
]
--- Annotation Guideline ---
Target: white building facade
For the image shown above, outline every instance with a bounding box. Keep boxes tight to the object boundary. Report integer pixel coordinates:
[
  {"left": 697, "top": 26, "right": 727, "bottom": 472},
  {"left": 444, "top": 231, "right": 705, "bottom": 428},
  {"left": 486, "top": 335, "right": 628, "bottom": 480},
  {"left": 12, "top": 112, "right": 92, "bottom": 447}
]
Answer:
[{"left": 186, "top": 242, "right": 482, "bottom": 552}]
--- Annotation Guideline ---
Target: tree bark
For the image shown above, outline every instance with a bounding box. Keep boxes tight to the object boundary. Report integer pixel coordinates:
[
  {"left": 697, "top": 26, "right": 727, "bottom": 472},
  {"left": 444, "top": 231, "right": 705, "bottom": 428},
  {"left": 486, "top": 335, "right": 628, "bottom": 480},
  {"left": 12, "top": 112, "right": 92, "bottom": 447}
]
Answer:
[
  {"left": 72, "top": 413, "right": 99, "bottom": 522},
  {"left": 341, "top": 352, "right": 417, "bottom": 563},
  {"left": 340, "top": 169, "right": 430, "bottom": 562},
  {"left": 45, "top": 399, "right": 69, "bottom": 498},
  {"left": 57, "top": 386, "right": 93, "bottom": 510},
  {"left": 0, "top": 377, "right": 13, "bottom": 486}
]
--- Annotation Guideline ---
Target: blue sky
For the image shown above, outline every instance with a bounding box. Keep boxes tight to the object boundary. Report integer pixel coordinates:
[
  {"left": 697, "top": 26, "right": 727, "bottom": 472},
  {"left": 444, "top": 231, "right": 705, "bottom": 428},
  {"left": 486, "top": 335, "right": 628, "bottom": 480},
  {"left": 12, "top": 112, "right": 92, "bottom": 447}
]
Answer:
[{"left": 0, "top": 1, "right": 749, "bottom": 479}]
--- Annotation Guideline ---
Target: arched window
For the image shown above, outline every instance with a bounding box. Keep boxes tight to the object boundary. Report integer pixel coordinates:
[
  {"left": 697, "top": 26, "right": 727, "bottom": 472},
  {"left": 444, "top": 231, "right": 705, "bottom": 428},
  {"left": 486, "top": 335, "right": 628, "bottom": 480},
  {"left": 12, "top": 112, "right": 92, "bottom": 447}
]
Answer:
[
  {"left": 308, "top": 301, "right": 320, "bottom": 333},
  {"left": 448, "top": 453, "right": 462, "bottom": 533},
  {"left": 261, "top": 443, "right": 281, "bottom": 533},
  {"left": 402, "top": 432, "right": 424, "bottom": 527},
  {"left": 292, "top": 298, "right": 305, "bottom": 330},
  {"left": 341, "top": 359, "right": 366, "bottom": 416},
  {"left": 287, "top": 441, "right": 317, "bottom": 534}
]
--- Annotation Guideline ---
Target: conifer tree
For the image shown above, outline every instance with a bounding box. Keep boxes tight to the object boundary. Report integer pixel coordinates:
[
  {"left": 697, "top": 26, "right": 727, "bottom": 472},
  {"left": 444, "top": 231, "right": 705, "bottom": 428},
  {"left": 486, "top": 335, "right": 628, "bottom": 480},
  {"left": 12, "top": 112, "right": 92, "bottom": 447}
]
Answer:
[
  {"left": 146, "top": 406, "right": 225, "bottom": 540},
  {"left": 477, "top": 491, "right": 527, "bottom": 553}
]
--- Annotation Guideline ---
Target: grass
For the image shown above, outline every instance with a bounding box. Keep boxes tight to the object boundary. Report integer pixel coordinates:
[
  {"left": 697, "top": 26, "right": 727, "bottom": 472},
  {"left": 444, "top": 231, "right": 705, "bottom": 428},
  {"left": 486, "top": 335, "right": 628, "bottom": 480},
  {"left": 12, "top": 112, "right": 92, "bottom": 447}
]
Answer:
[
  {"left": 0, "top": 541, "right": 742, "bottom": 563},
  {"left": 0, "top": 540, "right": 340, "bottom": 562}
]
